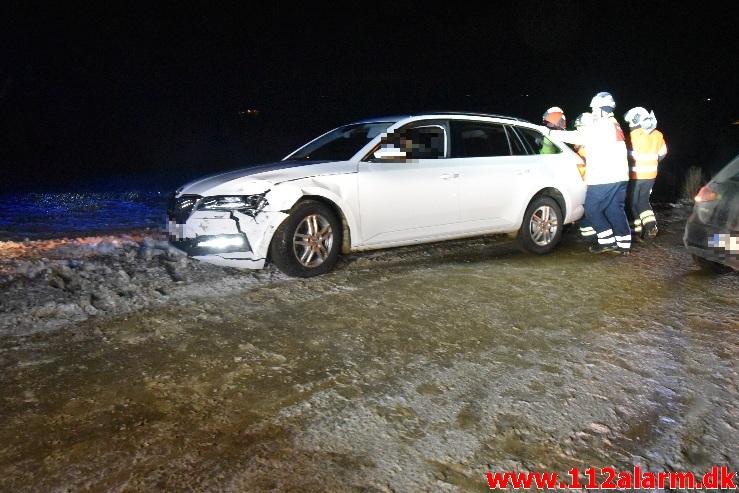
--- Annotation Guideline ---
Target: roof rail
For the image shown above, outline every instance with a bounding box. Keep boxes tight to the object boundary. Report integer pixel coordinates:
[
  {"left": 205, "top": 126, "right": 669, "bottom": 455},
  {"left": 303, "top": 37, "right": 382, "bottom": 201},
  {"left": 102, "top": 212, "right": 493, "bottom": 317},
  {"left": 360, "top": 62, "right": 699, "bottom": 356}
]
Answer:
[{"left": 415, "top": 111, "right": 531, "bottom": 123}]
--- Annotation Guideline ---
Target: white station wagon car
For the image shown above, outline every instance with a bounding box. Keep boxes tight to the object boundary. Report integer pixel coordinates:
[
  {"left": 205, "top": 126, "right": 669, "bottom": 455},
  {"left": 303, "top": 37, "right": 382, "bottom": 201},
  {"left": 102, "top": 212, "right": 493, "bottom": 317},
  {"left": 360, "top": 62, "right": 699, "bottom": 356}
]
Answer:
[{"left": 167, "top": 112, "right": 587, "bottom": 277}]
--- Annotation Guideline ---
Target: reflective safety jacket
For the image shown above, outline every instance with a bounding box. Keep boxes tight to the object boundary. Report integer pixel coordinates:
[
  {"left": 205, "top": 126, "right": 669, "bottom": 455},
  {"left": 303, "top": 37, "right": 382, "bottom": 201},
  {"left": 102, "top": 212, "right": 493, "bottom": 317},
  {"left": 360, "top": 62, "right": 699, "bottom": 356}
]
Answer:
[
  {"left": 574, "top": 144, "right": 586, "bottom": 160},
  {"left": 573, "top": 145, "right": 587, "bottom": 179},
  {"left": 627, "top": 128, "right": 667, "bottom": 180},
  {"left": 549, "top": 116, "right": 628, "bottom": 185},
  {"left": 540, "top": 136, "right": 559, "bottom": 154}
]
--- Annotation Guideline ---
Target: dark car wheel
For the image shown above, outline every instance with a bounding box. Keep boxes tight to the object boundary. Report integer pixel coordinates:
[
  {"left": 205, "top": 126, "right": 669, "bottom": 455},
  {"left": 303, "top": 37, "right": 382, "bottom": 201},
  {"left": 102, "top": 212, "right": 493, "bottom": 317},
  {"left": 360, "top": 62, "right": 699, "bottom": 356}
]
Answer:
[
  {"left": 518, "top": 196, "right": 563, "bottom": 254},
  {"left": 691, "top": 254, "right": 733, "bottom": 274},
  {"left": 270, "top": 200, "right": 342, "bottom": 278}
]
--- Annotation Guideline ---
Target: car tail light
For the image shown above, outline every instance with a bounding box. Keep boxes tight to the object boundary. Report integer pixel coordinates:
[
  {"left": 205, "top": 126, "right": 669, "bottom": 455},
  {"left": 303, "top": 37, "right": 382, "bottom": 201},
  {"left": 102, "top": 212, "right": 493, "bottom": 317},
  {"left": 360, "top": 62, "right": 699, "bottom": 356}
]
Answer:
[{"left": 694, "top": 186, "right": 717, "bottom": 202}]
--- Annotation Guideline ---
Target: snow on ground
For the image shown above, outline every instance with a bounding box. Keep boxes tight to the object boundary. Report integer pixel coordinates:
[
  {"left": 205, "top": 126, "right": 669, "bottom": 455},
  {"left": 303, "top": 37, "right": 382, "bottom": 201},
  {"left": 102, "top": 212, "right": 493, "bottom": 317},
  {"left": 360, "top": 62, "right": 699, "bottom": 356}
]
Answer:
[{"left": 0, "top": 231, "right": 285, "bottom": 337}]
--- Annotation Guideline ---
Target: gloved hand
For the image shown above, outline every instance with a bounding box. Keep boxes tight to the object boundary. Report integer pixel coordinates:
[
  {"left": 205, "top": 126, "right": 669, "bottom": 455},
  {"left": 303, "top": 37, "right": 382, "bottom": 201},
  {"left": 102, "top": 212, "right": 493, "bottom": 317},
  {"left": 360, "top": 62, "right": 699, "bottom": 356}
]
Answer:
[{"left": 540, "top": 126, "right": 551, "bottom": 136}]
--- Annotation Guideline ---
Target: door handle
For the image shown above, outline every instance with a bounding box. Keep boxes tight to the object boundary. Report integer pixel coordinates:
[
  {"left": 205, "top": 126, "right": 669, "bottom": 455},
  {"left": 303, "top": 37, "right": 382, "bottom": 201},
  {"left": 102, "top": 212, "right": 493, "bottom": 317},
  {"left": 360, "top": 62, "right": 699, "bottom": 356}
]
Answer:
[
  {"left": 439, "top": 173, "right": 459, "bottom": 179},
  {"left": 515, "top": 169, "right": 530, "bottom": 175}
]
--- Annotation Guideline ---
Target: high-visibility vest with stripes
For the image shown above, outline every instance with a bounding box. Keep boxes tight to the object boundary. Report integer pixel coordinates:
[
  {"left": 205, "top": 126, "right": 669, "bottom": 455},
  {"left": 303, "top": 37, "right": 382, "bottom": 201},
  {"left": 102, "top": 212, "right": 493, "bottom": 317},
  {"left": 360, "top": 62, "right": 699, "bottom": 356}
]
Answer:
[{"left": 627, "top": 128, "right": 667, "bottom": 180}]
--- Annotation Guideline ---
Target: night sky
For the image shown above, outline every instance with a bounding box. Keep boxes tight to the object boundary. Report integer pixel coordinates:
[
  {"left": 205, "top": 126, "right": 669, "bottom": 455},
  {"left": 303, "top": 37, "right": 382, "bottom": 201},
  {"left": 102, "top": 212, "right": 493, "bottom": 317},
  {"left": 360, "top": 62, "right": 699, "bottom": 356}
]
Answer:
[{"left": 1, "top": 2, "right": 737, "bottom": 198}]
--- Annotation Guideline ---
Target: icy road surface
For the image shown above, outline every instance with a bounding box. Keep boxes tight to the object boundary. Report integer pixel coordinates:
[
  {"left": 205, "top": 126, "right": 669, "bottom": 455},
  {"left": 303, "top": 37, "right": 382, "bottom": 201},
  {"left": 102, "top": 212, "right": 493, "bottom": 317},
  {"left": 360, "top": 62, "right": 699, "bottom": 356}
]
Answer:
[{"left": 0, "top": 203, "right": 737, "bottom": 492}]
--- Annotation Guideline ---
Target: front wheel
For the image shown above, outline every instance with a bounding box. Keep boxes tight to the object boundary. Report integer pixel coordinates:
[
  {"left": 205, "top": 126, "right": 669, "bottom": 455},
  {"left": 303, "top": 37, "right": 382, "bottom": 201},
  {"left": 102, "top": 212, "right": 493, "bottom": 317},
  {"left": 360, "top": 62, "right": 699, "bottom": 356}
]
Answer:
[
  {"left": 518, "top": 196, "right": 563, "bottom": 254},
  {"left": 270, "top": 200, "right": 342, "bottom": 278}
]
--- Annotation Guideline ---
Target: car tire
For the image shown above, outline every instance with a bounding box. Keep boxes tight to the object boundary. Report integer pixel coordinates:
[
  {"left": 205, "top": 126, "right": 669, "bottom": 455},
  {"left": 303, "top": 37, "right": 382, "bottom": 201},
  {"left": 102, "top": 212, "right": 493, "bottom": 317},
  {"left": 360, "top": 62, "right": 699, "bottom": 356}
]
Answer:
[
  {"left": 270, "top": 200, "right": 342, "bottom": 278},
  {"left": 518, "top": 196, "right": 562, "bottom": 254},
  {"left": 691, "top": 254, "right": 733, "bottom": 274}
]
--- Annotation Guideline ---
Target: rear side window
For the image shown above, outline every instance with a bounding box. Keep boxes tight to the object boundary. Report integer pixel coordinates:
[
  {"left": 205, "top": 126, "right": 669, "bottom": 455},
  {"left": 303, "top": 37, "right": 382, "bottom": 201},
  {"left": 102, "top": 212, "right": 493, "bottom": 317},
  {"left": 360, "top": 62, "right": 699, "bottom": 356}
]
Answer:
[
  {"left": 506, "top": 125, "right": 531, "bottom": 155},
  {"left": 516, "top": 126, "right": 562, "bottom": 155},
  {"left": 450, "top": 121, "right": 512, "bottom": 158}
]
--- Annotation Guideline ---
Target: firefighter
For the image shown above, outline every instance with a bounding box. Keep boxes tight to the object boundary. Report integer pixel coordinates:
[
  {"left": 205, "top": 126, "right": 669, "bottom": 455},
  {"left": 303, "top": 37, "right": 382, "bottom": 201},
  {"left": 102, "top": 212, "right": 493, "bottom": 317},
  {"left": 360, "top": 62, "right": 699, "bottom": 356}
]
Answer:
[
  {"left": 572, "top": 112, "right": 596, "bottom": 242},
  {"left": 623, "top": 107, "right": 667, "bottom": 240},
  {"left": 540, "top": 107, "right": 566, "bottom": 154},
  {"left": 544, "top": 92, "right": 631, "bottom": 255},
  {"left": 572, "top": 111, "right": 593, "bottom": 161}
]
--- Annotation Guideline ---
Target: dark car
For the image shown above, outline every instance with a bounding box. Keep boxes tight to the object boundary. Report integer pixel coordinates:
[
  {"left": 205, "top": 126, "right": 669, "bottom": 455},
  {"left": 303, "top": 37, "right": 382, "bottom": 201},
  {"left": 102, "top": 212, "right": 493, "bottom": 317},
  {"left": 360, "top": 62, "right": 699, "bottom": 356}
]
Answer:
[{"left": 683, "top": 153, "right": 739, "bottom": 273}]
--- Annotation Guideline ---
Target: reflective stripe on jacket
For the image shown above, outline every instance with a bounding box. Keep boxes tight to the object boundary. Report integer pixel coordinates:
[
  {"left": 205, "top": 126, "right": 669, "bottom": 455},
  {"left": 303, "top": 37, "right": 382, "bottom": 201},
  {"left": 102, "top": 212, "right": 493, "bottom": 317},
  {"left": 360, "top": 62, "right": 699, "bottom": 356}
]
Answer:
[{"left": 627, "top": 128, "right": 667, "bottom": 180}]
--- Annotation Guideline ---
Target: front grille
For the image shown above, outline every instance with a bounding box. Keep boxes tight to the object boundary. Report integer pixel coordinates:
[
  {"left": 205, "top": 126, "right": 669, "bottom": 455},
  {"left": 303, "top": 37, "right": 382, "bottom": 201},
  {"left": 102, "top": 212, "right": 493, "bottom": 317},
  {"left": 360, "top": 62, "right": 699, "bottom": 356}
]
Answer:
[{"left": 167, "top": 194, "right": 201, "bottom": 223}]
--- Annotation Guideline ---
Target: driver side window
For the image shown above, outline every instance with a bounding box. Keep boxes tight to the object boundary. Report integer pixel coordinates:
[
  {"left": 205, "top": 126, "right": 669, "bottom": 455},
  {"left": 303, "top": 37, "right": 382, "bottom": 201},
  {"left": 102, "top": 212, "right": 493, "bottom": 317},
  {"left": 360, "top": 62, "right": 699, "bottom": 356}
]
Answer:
[{"left": 371, "top": 125, "right": 447, "bottom": 161}]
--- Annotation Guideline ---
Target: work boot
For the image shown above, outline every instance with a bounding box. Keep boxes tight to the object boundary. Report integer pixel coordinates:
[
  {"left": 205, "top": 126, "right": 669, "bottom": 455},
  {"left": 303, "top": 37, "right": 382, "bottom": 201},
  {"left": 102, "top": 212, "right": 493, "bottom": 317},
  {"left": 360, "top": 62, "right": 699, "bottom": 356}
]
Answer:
[
  {"left": 618, "top": 247, "right": 630, "bottom": 256},
  {"left": 642, "top": 225, "right": 658, "bottom": 239},
  {"left": 589, "top": 244, "right": 619, "bottom": 254}
]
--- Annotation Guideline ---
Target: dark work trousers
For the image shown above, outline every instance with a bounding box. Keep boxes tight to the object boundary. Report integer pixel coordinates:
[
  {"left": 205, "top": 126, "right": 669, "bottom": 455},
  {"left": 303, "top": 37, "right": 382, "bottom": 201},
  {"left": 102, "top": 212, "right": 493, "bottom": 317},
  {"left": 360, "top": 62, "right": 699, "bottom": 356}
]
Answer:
[
  {"left": 584, "top": 181, "right": 632, "bottom": 251},
  {"left": 627, "top": 178, "right": 657, "bottom": 234}
]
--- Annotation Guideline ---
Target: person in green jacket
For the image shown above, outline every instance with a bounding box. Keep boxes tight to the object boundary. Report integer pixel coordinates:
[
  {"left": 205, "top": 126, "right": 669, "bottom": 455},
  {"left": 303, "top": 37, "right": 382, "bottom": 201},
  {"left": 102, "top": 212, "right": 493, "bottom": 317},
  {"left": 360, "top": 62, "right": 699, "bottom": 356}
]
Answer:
[{"left": 540, "top": 107, "right": 566, "bottom": 154}]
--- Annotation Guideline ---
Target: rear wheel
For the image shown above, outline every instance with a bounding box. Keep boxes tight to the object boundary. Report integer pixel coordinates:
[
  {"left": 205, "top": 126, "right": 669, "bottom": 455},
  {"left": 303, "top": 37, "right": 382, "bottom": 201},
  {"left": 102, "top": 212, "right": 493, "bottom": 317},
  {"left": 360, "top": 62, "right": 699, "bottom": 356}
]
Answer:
[
  {"left": 518, "top": 196, "right": 562, "bottom": 254},
  {"left": 691, "top": 254, "right": 733, "bottom": 274},
  {"left": 270, "top": 200, "right": 342, "bottom": 278}
]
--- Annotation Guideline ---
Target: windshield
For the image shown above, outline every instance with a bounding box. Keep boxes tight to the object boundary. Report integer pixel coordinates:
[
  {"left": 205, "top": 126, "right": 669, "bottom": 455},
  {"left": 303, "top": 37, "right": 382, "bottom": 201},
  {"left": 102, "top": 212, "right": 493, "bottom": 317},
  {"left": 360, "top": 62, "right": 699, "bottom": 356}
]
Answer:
[{"left": 288, "top": 122, "right": 395, "bottom": 161}]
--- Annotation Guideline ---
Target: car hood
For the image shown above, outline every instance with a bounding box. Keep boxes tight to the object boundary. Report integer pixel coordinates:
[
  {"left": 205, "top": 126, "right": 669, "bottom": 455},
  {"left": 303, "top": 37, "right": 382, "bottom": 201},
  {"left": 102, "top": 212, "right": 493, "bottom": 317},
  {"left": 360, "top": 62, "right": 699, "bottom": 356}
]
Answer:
[{"left": 176, "top": 159, "right": 354, "bottom": 196}]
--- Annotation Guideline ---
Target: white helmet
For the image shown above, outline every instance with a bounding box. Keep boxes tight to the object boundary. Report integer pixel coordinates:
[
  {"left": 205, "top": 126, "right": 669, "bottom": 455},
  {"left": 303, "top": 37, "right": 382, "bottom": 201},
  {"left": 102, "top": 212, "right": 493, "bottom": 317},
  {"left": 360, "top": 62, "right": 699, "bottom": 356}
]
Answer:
[
  {"left": 641, "top": 111, "right": 657, "bottom": 133},
  {"left": 624, "top": 107, "right": 648, "bottom": 127},
  {"left": 574, "top": 112, "right": 594, "bottom": 128},
  {"left": 590, "top": 91, "right": 616, "bottom": 112},
  {"left": 624, "top": 107, "right": 658, "bottom": 133}
]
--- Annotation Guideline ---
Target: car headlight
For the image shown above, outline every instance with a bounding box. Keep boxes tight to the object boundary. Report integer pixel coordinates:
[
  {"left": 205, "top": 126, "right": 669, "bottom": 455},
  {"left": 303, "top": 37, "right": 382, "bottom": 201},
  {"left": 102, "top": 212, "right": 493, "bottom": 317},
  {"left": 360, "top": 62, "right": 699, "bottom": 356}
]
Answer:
[
  {"left": 197, "top": 194, "right": 268, "bottom": 215},
  {"left": 196, "top": 235, "right": 246, "bottom": 248},
  {"left": 170, "top": 234, "right": 251, "bottom": 255},
  {"left": 168, "top": 194, "right": 200, "bottom": 223}
]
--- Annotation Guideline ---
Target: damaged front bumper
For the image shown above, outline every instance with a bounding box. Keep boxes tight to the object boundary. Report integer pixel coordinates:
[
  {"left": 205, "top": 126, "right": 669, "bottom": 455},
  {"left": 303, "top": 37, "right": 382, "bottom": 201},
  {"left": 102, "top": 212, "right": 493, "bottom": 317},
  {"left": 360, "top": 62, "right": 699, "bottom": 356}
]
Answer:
[{"left": 167, "top": 193, "right": 290, "bottom": 269}]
